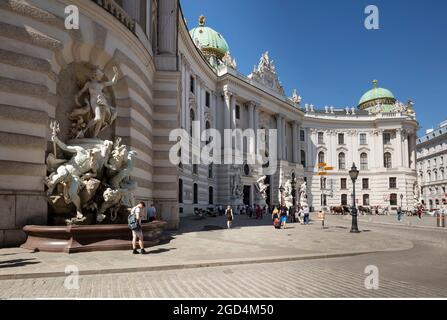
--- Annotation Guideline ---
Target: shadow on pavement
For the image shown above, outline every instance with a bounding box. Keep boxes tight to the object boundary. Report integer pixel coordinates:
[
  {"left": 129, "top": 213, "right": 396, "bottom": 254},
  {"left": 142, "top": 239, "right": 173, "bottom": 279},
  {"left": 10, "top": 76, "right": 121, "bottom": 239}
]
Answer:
[
  {"left": 0, "top": 258, "right": 40, "bottom": 269},
  {"left": 148, "top": 248, "right": 176, "bottom": 255}
]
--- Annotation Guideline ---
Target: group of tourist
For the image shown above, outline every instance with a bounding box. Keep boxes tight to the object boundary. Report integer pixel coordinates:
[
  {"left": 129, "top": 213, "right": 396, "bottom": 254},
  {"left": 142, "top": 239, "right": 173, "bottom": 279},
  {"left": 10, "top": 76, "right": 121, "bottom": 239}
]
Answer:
[{"left": 271, "top": 205, "right": 310, "bottom": 229}]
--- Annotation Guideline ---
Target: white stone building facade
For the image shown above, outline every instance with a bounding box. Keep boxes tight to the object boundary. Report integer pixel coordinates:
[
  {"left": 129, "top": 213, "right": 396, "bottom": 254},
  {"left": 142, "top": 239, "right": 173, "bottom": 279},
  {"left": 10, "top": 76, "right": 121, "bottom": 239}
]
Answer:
[
  {"left": 416, "top": 120, "right": 447, "bottom": 210},
  {"left": 0, "top": 0, "right": 418, "bottom": 247}
]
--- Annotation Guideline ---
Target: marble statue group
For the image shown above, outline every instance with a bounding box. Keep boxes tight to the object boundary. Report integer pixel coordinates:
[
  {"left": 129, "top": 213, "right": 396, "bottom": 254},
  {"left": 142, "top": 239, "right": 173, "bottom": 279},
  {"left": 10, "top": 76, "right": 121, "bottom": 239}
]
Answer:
[{"left": 44, "top": 66, "right": 137, "bottom": 225}]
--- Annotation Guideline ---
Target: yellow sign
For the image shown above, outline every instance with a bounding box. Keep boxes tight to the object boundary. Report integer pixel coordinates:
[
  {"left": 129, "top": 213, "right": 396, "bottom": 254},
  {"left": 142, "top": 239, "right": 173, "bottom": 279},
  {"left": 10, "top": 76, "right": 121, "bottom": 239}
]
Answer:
[
  {"left": 318, "top": 162, "right": 327, "bottom": 168},
  {"left": 317, "top": 172, "right": 328, "bottom": 176},
  {"left": 324, "top": 166, "right": 334, "bottom": 171}
]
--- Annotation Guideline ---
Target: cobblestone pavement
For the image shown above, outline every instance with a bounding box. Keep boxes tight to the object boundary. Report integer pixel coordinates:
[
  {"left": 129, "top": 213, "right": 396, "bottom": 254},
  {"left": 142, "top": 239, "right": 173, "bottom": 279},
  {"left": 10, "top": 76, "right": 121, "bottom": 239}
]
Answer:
[
  {"left": 0, "top": 215, "right": 446, "bottom": 298},
  {"left": 0, "top": 214, "right": 417, "bottom": 279},
  {"left": 0, "top": 252, "right": 445, "bottom": 298}
]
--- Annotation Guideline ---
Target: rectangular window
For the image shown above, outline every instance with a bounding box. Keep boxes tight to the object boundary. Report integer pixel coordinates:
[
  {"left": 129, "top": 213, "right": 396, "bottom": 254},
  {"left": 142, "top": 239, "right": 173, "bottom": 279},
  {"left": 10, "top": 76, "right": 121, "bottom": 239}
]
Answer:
[
  {"left": 338, "top": 133, "right": 344, "bottom": 145},
  {"left": 190, "top": 76, "right": 195, "bottom": 93},
  {"left": 389, "top": 177, "right": 397, "bottom": 189},
  {"left": 360, "top": 133, "right": 367, "bottom": 145},
  {"left": 340, "top": 178, "right": 347, "bottom": 190},
  {"left": 235, "top": 105, "right": 240, "bottom": 120},
  {"left": 193, "top": 164, "right": 198, "bottom": 175},
  {"left": 383, "top": 132, "right": 391, "bottom": 145},
  {"left": 318, "top": 132, "right": 324, "bottom": 144},
  {"left": 300, "top": 130, "right": 305, "bottom": 142},
  {"left": 205, "top": 91, "right": 210, "bottom": 107},
  {"left": 362, "top": 178, "right": 369, "bottom": 190},
  {"left": 320, "top": 177, "right": 327, "bottom": 190}
]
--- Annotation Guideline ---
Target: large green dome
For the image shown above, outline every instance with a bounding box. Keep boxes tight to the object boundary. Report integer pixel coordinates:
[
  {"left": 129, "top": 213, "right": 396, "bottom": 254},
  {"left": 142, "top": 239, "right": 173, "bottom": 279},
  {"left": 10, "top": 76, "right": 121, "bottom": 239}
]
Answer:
[
  {"left": 189, "top": 15, "right": 229, "bottom": 59},
  {"left": 358, "top": 80, "right": 396, "bottom": 111}
]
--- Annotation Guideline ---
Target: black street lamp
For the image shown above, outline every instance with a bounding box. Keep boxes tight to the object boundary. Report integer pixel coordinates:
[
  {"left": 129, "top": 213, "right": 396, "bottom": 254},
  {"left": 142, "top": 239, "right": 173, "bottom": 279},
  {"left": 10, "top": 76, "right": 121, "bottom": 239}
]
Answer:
[
  {"left": 349, "top": 163, "right": 360, "bottom": 233},
  {"left": 291, "top": 173, "right": 297, "bottom": 207},
  {"left": 279, "top": 185, "right": 285, "bottom": 207},
  {"left": 400, "top": 193, "right": 404, "bottom": 208}
]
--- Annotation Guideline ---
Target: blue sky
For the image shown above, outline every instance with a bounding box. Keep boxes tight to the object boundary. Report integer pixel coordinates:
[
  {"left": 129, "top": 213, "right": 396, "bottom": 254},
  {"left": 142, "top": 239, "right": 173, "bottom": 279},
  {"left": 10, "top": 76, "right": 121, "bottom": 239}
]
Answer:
[{"left": 181, "top": 0, "right": 447, "bottom": 136}]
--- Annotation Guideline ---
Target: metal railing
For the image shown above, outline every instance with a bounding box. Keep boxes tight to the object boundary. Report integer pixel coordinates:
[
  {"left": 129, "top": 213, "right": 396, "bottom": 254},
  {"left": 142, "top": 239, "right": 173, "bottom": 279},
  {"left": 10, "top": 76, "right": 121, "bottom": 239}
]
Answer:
[{"left": 91, "top": 0, "right": 136, "bottom": 33}]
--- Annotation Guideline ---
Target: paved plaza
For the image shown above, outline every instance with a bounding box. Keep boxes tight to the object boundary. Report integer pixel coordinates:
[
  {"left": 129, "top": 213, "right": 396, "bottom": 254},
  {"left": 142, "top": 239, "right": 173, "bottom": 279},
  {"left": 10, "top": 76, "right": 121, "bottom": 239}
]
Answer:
[{"left": 0, "top": 213, "right": 446, "bottom": 298}]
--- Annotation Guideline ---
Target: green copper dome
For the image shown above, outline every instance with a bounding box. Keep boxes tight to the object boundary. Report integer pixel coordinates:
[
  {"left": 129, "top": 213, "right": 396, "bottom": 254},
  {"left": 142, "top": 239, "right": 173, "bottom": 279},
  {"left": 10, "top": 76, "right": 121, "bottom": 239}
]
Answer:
[
  {"left": 358, "top": 80, "right": 396, "bottom": 111},
  {"left": 189, "top": 15, "right": 229, "bottom": 59}
]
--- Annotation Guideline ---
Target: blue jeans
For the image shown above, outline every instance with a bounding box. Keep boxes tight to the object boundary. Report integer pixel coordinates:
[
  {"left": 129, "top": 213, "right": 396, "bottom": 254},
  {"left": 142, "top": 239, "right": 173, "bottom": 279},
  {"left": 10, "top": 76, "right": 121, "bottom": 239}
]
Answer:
[{"left": 304, "top": 214, "right": 309, "bottom": 224}]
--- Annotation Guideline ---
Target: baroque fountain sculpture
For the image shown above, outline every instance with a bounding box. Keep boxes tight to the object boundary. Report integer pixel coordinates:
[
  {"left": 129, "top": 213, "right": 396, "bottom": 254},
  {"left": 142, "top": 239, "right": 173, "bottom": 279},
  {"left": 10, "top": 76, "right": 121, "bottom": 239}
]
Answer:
[{"left": 44, "top": 66, "right": 137, "bottom": 225}]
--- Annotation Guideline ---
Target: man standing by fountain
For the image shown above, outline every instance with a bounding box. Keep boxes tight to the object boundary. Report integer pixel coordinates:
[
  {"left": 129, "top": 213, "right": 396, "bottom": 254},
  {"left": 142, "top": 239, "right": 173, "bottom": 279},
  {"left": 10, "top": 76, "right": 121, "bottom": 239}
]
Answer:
[{"left": 130, "top": 202, "right": 147, "bottom": 254}]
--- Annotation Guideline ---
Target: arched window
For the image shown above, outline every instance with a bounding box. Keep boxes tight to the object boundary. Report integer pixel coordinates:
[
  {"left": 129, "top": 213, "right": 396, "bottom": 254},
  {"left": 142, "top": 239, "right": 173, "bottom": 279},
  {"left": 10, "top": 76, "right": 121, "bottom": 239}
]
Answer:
[
  {"left": 178, "top": 179, "right": 183, "bottom": 203},
  {"left": 390, "top": 193, "right": 397, "bottom": 206},
  {"left": 427, "top": 172, "right": 431, "bottom": 182},
  {"left": 360, "top": 153, "right": 368, "bottom": 170},
  {"left": 318, "top": 151, "right": 325, "bottom": 164},
  {"left": 363, "top": 194, "right": 370, "bottom": 206},
  {"left": 189, "top": 109, "right": 195, "bottom": 136},
  {"left": 301, "top": 150, "right": 306, "bottom": 167},
  {"left": 341, "top": 194, "right": 348, "bottom": 206},
  {"left": 384, "top": 152, "right": 392, "bottom": 168},
  {"left": 338, "top": 153, "right": 346, "bottom": 170},
  {"left": 193, "top": 183, "right": 198, "bottom": 204},
  {"left": 209, "top": 186, "right": 214, "bottom": 205}
]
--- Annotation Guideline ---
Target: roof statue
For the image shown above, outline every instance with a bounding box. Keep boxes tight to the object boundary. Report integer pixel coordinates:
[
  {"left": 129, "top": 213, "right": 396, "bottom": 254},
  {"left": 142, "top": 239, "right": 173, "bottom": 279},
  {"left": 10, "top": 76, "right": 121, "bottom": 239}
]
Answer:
[
  {"left": 220, "top": 51, "right": 237, "bottom": 69},
  {"left": 289, "top": 89, "right": 302, "bottom": 106},
  {"left": 248, "top": 51, "right": 286, "bottom": 96}
]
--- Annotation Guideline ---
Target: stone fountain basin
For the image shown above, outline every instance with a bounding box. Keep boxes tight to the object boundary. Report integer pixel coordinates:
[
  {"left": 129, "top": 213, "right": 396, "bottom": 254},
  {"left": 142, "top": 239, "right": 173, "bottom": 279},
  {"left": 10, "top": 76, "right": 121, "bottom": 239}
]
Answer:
[{"left": 21, "top": 221, "right": 167, "bottom": 253}]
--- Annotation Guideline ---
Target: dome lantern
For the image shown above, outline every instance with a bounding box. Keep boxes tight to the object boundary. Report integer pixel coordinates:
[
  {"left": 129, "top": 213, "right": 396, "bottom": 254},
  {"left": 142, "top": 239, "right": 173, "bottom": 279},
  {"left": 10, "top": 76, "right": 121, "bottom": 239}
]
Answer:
[{"left": 189, "top": 15, "right": 230, "bottom": 68}]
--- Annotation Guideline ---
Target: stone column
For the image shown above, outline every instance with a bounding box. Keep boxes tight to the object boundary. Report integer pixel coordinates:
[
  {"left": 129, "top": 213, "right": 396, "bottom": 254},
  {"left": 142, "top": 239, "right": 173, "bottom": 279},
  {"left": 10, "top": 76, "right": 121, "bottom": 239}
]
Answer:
[
  {"left": 283, "top": 119, "right": 288, "bottom": 160},
  {"left": 403, "top": 131, "right": 409, "bottom": 168},
  {"left": 410, "top": 133, "right": 417, "bottom": 169},
  {"left": 223, "top": 90, "right": 231, "bottom": 130},
  {"left": 396, "top": 129, "right": 403, "bottom": 167},
  {"left": 230, "top": 94, "right": 237, "bottom": 129},
  {"left": 248, "top": 102, "right": 255, "bottom": 155},
  {"left": 254, "top": 106, "right": 259, "bottom": 160},
  {"left": 276, "top": 114, "right": 283, "bottom": 160},
  {"left": 292, "top": 121, "right": 298, "bottom": 163}
]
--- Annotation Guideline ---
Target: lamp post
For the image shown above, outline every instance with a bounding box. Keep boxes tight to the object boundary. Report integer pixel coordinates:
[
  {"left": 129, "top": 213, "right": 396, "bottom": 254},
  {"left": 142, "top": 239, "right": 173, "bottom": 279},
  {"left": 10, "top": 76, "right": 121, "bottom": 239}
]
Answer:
[
  {"left": 279, "top": 185, "right": 285, "bottom": 207},
  {"left": 400, "top": 193, "right": 403, "bottom": 209},
  {"left": 291, "top": 173, "right": 297, "bottom": 207},
  {"left": 349, "top": 163, "right": 360, "bottom": 233}
]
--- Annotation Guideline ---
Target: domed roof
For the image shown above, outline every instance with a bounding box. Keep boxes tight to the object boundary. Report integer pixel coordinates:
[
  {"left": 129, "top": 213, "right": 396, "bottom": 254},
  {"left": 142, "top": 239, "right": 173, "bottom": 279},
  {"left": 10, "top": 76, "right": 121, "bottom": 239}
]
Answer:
[
  {"left": 189, "top": 15, "right": 229, "bottom": 59},
  {"left": 358, "top": 80, "right": 396, "bottom": 110}
]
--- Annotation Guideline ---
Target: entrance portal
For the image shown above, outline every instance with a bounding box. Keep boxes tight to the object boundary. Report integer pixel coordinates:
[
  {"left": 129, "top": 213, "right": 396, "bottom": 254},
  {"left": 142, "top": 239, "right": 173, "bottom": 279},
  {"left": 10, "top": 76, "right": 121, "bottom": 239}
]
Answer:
[{"left": 243, "top": 185, "right": 251, "bottom": 206}]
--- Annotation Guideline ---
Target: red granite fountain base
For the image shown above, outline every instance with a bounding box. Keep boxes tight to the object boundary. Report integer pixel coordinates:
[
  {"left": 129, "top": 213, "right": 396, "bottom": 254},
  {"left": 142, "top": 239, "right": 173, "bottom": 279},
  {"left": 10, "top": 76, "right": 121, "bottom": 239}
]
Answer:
[{"left": 21, "top": 221, "right": 167, "bottom": 253}]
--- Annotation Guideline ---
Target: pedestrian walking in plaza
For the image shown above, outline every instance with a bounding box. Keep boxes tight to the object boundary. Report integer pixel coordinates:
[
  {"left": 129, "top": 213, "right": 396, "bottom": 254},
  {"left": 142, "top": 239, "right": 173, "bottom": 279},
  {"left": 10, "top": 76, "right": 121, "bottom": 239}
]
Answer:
[
  {"left": 303, "top": 205, "right": 310, "bottom": 225},
  {"left": 225, "top": 205, "right": 234, "bottom": 229},
  {"left": 294, "top": 206, "right": 300, "bottom": 223},
  {"left": 397, "top": 206, "right": 402, "bottom": 222},
  {"left": 272, "top": 206, "right": 279, "bottom": 222},
  {"left": 147, "top": 203, "right": 157, "bottom": 222},
  {"left": 280, "top": 206, "right": 288, "bottom": 229},
  {"left": 417, "top": 206, "right": 423, "bottom": 219},
  {"left": 128, "top": 202, "right": 146, "bottom": 254}
]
